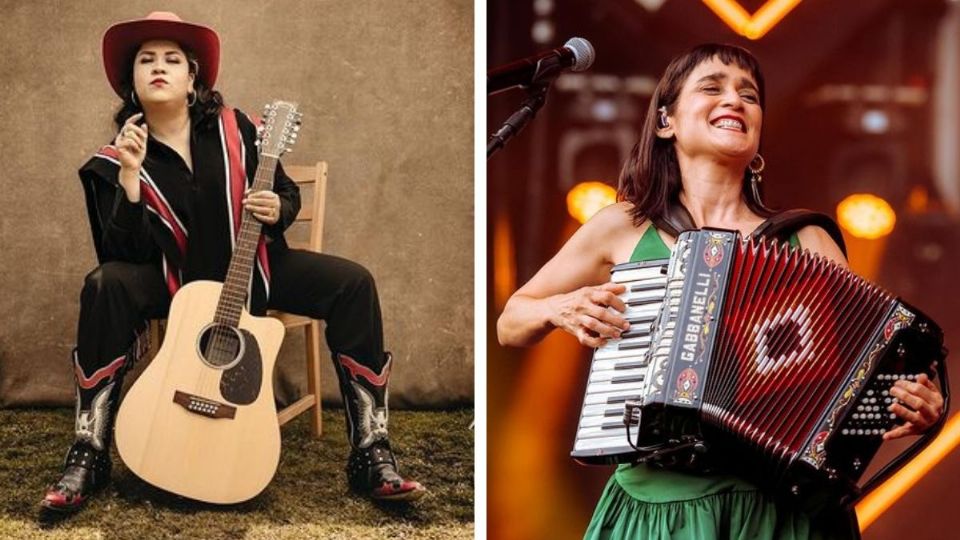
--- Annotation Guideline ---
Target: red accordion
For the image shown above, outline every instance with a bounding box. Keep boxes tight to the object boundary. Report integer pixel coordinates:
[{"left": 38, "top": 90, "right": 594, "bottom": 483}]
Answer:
[{"left": 572, "top": 229, "right": 948, "bottom": 508}]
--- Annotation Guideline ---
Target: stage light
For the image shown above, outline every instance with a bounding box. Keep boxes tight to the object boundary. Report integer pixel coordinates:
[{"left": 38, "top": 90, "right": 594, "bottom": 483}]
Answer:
[
  {"left": 567, "top": 181, "right": 616, "bottom": 224},
  {"left": 860, "top": 109, "right": 890, "bottom": 134},
  {"left": 635, "top": 0, "right": 668, "bottom": 12},
  {"left": 836, "top": 194, "right": 896, "bottom": 239},
  {"left": 533, "top": 0, "right": 553, "bottom": 16},
  {"left": 702, "top": 0, "right": 803, "bottom": 40},
  {"left": 531, "top": 19, "right": 554, "bottom": 44},
  {"left": 590, "top": 99, "right": 618, "bottom": 122}
]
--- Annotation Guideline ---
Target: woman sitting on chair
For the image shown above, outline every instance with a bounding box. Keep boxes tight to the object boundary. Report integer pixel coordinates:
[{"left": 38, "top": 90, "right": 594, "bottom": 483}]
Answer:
[{"left": 41, "top": 11, "right": 424, "bottom": 519}]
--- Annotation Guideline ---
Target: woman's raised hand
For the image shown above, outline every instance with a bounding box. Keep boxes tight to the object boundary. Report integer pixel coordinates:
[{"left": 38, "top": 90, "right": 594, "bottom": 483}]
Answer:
[
  {"left": 115, "top": 113, "right": 148, "bottom": 172},
  {"left": 549, "top": 282, "right": 630, "bottom": 348},
  {"left": 115, "top": 113, "right": 148, "bottom": 201}
]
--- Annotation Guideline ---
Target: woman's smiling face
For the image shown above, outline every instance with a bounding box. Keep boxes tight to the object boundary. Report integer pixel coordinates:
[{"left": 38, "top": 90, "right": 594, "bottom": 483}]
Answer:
[
  {"left": 132, "top": 39, "right": 195, "bottom": 107},
  {"left": 662, "top": 56, "right": 763, "bottom": 164}
]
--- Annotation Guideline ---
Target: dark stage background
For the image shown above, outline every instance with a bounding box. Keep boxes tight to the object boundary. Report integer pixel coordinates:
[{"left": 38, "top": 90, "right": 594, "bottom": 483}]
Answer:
[{"left": 487, "top": 1, "right": 960, "bottom": 538}]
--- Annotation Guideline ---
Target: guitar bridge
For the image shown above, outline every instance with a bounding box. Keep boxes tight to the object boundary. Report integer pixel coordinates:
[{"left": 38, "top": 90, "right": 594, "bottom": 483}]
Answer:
[{"left": 173, "top": 390, "right": 236, "bottom": 419}]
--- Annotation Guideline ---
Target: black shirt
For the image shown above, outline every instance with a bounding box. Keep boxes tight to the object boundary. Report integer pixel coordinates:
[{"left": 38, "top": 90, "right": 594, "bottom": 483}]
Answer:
[{"left": 79, "top": 108, "right": 300, "bottom": 313}]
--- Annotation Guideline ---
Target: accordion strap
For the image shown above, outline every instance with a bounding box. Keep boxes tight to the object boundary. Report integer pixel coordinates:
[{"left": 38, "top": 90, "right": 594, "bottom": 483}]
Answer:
[
  {"left": 749, "top": 209, "right": 847, "bottom": 258},
  {"left": 651, "top": 203, "right": 697, "bottom": 239},
  {"left": 652, "top": 205, "right": 847, "bottom": 258}
]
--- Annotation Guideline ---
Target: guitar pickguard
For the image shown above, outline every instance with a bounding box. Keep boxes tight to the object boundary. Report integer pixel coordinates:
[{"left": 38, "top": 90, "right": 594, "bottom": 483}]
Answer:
[{"left": 220, "top": 328, "right": 263, "bottom": 405}]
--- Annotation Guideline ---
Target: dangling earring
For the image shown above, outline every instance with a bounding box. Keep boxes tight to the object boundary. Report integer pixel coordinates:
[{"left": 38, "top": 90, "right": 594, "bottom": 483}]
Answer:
[
  {"left": 130, "top": 90, "right": 139, "bottom": 108},
  {"left": 187, "top": 92, "right": 197, "bottom": 107},
  {"left": 749, "top": 153, "right": 773, "bottom": 211},
  {"left": 657, "top": 106, "right": 669, "bottom": 128}
]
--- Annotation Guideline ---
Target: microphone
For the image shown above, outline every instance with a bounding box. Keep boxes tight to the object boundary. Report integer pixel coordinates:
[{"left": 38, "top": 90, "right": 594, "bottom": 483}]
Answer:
[{"left": 488, "top": 37, "right": 595, "bottom": 95}]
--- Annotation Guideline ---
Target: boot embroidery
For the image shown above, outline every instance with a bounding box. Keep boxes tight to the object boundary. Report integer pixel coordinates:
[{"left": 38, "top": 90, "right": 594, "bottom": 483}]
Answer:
[
  {"left": 75, "top": 382, "right": 114, "bottom": 452},
  {"left": 350, "top": 381, "right": 389, "bottom": 448},
  {"left": 338, "top": 353, "right": 392, "bottom": 387},
  {"left": 74, "top": 354, "right": 125, "bottom": 390}
]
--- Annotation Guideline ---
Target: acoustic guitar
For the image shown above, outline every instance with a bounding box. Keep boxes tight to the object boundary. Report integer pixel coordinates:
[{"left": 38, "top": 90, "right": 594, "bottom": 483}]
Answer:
[{"left": 115, "top": 101, "right": 301, "bottom": 504}]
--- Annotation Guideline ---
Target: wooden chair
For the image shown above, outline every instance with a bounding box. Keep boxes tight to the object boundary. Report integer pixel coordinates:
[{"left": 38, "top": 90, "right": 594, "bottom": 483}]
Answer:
[
  {"left": 148, "top": 161, "right": 328, "bottom": 438},
  {"left": 271, "top": 162, "right": 328, "bottom": 437}
]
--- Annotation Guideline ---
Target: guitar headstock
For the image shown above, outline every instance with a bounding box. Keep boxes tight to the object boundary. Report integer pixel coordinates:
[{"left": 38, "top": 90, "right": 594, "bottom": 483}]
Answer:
[{"left": 258, "top": 101, "right": 302, "bottom": 158}]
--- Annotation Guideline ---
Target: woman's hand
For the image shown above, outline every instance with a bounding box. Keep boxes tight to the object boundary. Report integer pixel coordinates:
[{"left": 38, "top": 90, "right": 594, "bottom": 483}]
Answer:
[
  {"left": 116, "top": 113, "right": 148, "bottom": 173},
  {"left": 243, "top": 189, "right": 282, "bottom": 225},
  {"left": 883, "top": 371, "right": 945, "bottom": 440},
  {"left": 548, "top": 282, "right": 630, "bottom": 348}
]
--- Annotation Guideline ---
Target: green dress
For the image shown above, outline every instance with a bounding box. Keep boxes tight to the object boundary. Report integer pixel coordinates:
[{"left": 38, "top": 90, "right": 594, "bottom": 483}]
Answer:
[{"left": 584, "top": 225, "right": 859, "bottom": 540}]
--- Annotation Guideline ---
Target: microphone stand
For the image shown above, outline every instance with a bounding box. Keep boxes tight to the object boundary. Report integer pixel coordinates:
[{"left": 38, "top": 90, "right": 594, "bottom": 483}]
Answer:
[
  {"left": 487, "top": 82, "right": 551, "bottom": 159},
  {"left": 487, "top": 54, "right": 569, "bottom": 159}
]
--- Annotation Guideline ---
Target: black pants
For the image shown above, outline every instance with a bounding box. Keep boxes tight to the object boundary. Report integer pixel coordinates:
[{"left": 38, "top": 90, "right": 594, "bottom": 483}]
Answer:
[{"left": 74, "top": 248, "right": 386, "bottom": 407}]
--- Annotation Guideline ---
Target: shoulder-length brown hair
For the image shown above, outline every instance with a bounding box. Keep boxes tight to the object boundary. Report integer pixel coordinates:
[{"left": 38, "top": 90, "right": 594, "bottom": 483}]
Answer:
[{"left": 618, "top": 43, "right": 773, "bottom": 226}]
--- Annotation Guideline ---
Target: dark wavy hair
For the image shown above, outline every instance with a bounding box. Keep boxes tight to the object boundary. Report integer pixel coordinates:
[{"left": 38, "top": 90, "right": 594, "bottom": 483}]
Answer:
[
  {"left": 113, "top": 44, "right": 224, "bottom": 131},
  {"left": 618, "top": 43, "right": 773, "bottom": 227}
]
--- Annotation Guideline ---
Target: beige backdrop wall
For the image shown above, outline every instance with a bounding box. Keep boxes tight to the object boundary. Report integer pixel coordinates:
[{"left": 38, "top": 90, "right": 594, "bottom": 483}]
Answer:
[{"left": 0, "top": 0, "right": 473, "bottom": 408}]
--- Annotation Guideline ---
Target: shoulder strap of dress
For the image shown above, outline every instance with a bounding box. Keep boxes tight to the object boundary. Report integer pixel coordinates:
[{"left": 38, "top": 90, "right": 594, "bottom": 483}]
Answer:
[{"left": 749, "top": 209, "right": 847, "bottom": 257}]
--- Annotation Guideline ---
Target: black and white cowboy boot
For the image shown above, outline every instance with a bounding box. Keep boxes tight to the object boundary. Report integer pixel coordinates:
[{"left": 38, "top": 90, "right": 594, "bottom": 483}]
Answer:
[
  {"left": 334, "top": 351, "right": 425, "bottom": 501},
  {"left": 40, "top": 349, "right": 126, "bottom": 519},
  {"left": 40, "top": 442, "right": 112, "bottom": 519}
]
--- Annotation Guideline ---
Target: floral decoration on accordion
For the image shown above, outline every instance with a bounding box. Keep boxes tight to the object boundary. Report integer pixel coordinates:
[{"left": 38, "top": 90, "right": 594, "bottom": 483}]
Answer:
[
  {"left": 883, "top": 308, "right": 913, "bottom": 341},
  {"left": 674, "top": 367, "right": 700, "bottom": 404},
  {"left": 800, "top": 305, "right": 916, "bottom": 468},
  {"left": 703, "top": 233, "right": 726, "bottom": 268}
]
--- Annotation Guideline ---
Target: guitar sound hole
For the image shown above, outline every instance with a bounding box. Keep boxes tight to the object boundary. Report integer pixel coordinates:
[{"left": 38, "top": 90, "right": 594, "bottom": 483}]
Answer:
[{"left": 198, "top": 324, "right": 245, "bottom": 369}]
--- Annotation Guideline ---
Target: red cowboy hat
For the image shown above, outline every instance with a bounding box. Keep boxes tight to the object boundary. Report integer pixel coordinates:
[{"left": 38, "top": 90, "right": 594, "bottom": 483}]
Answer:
[{"left": 102, "top": 11, "right": 220, "bottom": 96}]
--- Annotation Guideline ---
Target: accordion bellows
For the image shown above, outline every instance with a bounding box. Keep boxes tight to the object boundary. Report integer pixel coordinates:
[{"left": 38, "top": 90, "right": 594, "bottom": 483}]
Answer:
[{"left": 572, "top": 229, "right": 947, "bottom": 507}]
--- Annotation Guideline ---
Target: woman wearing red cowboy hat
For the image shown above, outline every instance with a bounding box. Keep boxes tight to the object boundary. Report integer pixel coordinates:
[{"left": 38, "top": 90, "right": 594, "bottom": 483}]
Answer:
[{"left": 40, "top": 11, "right": 424, "bottom": 518}]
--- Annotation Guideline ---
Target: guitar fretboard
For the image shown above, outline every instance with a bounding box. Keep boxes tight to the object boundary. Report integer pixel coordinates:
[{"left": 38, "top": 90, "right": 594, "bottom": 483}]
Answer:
[{"left": 213, "top": 154, "right": 279, "bottom": 327}]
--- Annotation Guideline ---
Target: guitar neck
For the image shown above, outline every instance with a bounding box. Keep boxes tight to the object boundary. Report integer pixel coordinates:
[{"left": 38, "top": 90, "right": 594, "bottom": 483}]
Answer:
[{"left": 214, "top": 154, "right": 279, "bottom": 326}]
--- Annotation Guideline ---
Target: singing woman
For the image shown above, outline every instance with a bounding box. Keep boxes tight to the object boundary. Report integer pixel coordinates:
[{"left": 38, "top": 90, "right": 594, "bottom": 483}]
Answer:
[
  {"left": 41, "top": 11, "right": 424, "bottom": 519},
  {"left": 497, "top": 44, "right": 943, "bottom": 539}
]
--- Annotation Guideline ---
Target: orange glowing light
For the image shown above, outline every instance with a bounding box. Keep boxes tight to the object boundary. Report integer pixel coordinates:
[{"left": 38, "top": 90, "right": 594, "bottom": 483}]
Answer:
[
  {"left": 856, "top": 412, "right": 960, "bottom": 531},
  {"left": 836, "top": 193, "right": 896, "bottom": 240},
  {"left": 702, "top": 0, "right": 803, "bottom": 40},
  {"left": 567, "top": 181, "right": 617, "bottom": 224}
]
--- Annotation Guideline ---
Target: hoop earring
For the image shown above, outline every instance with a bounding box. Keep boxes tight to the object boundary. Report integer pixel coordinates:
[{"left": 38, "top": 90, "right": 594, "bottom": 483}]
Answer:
[
  {"left": 749, "top": 153, "right": 773, "bottom": 211},
  {"left": 187, "top": 92, "right": 197, "bottom": 107},
  {"left": 657, "top": 106, "right": 669, "bottom": 129},
  {"left": 130, "top": 90, "right": 139, "bottom": 107}
]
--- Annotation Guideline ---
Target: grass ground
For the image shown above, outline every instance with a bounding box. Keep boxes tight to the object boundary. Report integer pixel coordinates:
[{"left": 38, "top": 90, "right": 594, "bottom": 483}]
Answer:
[{"left": 0, "top": 408, "right": 474, "bottom": 539}]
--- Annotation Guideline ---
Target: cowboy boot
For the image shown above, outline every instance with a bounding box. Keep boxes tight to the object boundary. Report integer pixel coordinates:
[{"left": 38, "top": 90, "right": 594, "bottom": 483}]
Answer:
[
  {"left": 334, "top": 351, "right": 426, "bottom": 501},
  {"left": 40, "top": 349, "right": 127, "bottom": 519}
]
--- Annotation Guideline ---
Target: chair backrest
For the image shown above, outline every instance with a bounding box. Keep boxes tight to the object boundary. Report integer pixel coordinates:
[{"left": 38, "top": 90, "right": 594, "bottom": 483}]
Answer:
[{"left": 281, "top": 162, "right": 328, "bottom": 253}]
